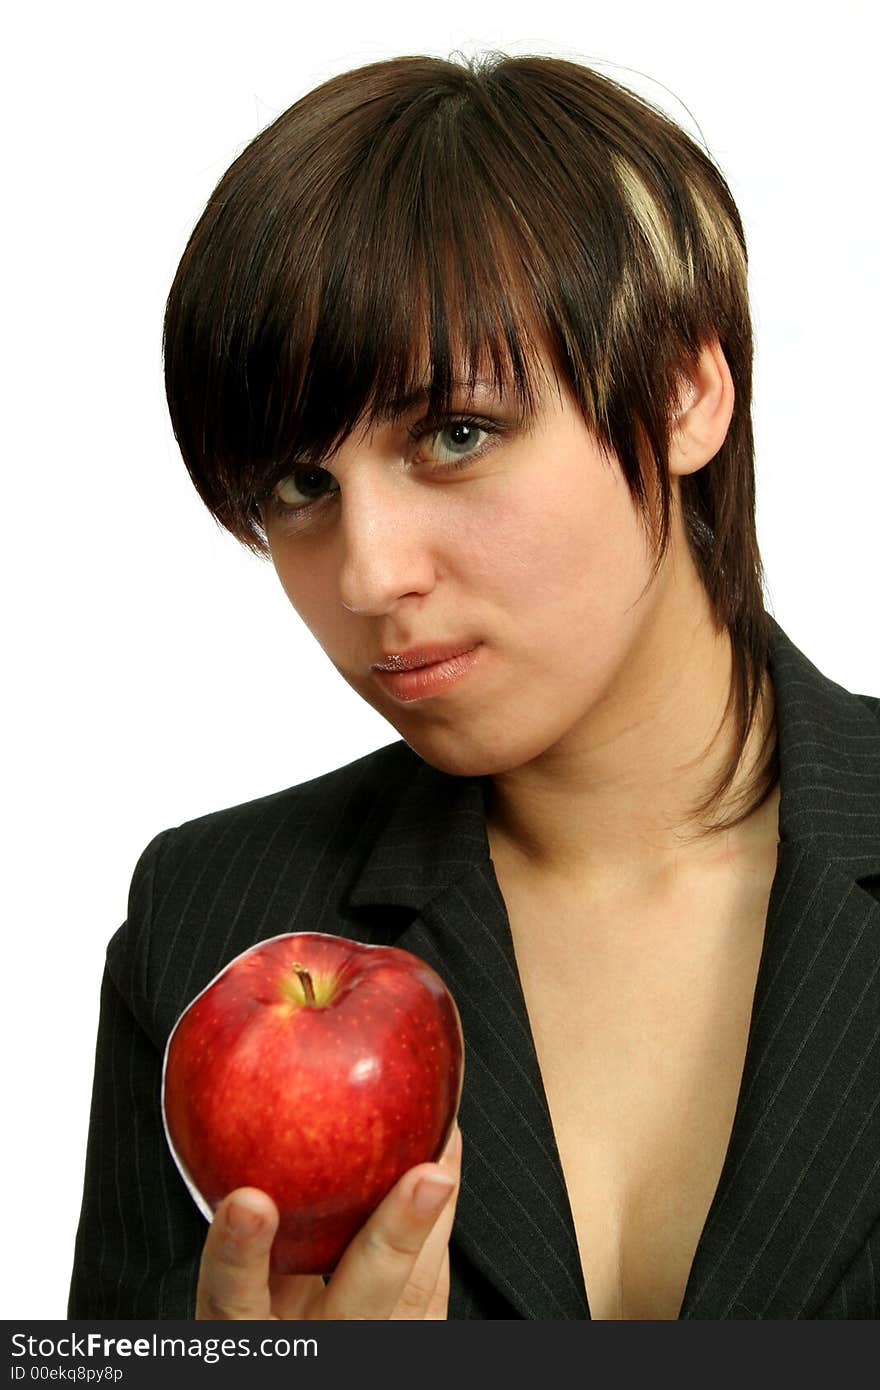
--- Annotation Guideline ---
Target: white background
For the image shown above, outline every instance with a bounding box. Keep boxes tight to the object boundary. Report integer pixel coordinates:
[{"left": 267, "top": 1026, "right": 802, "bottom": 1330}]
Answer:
[{"left": 4, "top": 0, "right": 878, "bottom": 1319}]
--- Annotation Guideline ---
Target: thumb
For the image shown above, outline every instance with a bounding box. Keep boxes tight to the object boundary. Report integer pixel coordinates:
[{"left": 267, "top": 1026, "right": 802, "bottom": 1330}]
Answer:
[{"left": 196, "top": 1188, "right": 280, "bottom": 1319}]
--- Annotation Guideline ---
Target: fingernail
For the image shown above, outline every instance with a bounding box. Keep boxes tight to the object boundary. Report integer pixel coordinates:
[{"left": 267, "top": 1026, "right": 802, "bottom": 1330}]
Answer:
[
  {"left": 412, "top": 1176, "right": 455, "bottom": 1217},
  {"left": 227, "top": 1196, "right": 266, "bottom": 1236}
]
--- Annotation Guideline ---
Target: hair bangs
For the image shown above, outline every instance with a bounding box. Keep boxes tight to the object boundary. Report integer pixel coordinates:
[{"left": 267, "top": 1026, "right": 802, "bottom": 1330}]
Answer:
[
  {"left": 262, "top": 110, "right": 554, "bottom": 460},
  {"left": 171, "top": 98, "right": 573, "bottom": 555}
]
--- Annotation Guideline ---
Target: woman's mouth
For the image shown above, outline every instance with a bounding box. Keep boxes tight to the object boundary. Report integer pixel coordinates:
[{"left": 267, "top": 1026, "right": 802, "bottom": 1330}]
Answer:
[{"left": 370, "top": 643, "right": 483, "bottom": 702}]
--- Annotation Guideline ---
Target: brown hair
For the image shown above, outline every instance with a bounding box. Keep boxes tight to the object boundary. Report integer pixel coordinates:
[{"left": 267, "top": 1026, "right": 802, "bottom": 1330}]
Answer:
[{"left": 163, "top": 51, "right": 778, "bottom": 838}]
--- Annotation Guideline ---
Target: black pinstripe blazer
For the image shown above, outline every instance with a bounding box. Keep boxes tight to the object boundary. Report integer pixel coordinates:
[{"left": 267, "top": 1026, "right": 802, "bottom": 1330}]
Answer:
[{"left": 68, "top": 616, "right": 880, "bottom": 1319}]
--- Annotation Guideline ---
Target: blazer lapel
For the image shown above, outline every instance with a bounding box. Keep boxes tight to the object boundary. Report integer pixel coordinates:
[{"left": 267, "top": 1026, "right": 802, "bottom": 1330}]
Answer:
[
  {"left": 346, "top": 755, "right": 589, "bottom": 1318},
  {"left": 680, "top": 620, "right": 880, "bottom": 1318},
  {"left": 344, "top": 616, "right": 880, "bottom": 1319}
]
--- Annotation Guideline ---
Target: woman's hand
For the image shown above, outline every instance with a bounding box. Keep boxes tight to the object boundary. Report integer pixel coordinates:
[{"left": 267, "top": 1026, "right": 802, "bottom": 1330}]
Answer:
[{"left": 195, "top": 1124, "right": 462, "bottom": 1320}]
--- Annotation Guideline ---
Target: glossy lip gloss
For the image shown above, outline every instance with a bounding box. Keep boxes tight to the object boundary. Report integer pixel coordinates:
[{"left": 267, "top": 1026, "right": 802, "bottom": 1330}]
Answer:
[{"left": 372, "top": 646, "right": 483, "bottom": 703}]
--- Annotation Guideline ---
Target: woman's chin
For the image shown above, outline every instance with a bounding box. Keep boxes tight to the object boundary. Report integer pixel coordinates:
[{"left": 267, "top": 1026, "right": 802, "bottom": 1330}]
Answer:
[{"left": 398, "top": 726, "right": 536, "bottom": 780}]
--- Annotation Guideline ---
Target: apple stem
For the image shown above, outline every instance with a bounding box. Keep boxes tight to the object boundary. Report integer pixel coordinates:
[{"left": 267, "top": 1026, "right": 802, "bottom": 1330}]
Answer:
[{"left": 291, "top": 962, "right": 317, "bottom": 1006}]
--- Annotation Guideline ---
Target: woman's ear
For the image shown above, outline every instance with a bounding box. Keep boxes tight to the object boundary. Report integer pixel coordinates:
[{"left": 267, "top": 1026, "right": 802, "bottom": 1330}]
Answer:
[{"left": 669, "top": 338, "right": 735, "bottom": 477}]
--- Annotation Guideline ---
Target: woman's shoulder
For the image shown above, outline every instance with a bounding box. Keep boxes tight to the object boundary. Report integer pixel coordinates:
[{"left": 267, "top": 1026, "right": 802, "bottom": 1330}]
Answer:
[
  {"left": 121, "top": 738, "right": 425, "bottom": 931},
  {"left": 156, "top": 737, "right": 422, "bottom": 850},
  {"left": 107, "top": 739, "right": 442, "bottom": 1040},
  {"left": 855, "top": 692, "right": 880, "bottom": 720}
]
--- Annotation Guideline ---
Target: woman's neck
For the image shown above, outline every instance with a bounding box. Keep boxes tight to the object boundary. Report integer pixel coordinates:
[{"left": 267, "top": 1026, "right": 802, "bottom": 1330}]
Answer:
[{"left": 484, "top": 598, "right": 779, "bottom": 899}]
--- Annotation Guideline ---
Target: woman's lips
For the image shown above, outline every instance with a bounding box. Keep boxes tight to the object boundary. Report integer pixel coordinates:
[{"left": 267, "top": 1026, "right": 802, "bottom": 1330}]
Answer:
[
  {"left": 371, "top": 644, "right": 483, "bottom": 702},
  {"left": 371, "top": 641, "right": 480, "bottom": 672}
]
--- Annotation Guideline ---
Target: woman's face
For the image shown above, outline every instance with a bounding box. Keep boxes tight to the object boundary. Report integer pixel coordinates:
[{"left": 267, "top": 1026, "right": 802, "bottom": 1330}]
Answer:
[{"left": 261, "top": 365, "right": 678, "bottom": 778}]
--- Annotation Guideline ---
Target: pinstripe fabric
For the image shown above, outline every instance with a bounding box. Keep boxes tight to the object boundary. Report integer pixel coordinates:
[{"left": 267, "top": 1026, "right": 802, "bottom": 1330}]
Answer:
[
  {"left": 814, "top": 1215, "right": 879, "bottom": 1317},
  {"left": 68, "top": 616, "right": 880, "bottom": 1318}
]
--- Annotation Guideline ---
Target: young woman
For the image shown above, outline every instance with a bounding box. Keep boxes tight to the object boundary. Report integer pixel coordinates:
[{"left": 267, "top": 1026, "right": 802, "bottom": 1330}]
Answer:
[{"left": 68, "top": 52, "right": 880, "bottom": 1320}]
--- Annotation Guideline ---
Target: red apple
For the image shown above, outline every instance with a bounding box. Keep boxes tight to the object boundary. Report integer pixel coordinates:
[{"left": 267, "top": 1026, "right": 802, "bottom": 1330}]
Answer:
[{"left": 161, "top": 931, "right": 464, "bottom": 1274}]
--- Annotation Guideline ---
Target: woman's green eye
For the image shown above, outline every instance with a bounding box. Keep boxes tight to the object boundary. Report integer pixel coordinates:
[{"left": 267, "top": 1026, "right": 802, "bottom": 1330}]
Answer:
[
  {"left": 275, "top": 468, "right": 340, "bottom": 509},
  {"left": 429, "top": 422, "right": 488, "bottom": 462}
]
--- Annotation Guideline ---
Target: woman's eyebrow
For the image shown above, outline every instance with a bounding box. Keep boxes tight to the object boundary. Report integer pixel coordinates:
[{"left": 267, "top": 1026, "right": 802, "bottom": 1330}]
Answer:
[{"left": 372, "top": 378, "right": 504, "bottom": 422}]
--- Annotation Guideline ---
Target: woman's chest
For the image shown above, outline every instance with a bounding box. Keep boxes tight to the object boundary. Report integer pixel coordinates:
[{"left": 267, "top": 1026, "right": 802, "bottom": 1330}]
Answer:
[{"left": 496, "top": 855, "right": 777, "bottom": 1320}]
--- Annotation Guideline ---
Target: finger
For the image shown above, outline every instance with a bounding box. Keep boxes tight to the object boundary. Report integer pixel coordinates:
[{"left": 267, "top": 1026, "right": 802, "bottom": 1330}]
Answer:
[
  {"left": 422, "top": 1249, "right": 451, "bottom": 1320},
  {"left": 195, "top": 1188, "right": 280, "bottom": 1320},
  {"left": 268, "top": 1270, "right": 327, "bottom": 1321},
  {"left": 320, "top": 1130, "right": 462, "bottom": 1320},
  {"left": 275, "top": 1125, "right": 463, "bottom": 1322},
  {"left": 392, "top": 1126, "right": 462, "bottom": 1319},
  {"left": 440, "top": 1122, "right": 462, "bottom": 1165}
]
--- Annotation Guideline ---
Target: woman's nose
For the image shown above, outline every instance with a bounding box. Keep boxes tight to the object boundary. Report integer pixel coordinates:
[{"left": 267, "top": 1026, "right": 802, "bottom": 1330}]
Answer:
[{"left": 336, "top": 473, "right": 437, "bottom": 617}]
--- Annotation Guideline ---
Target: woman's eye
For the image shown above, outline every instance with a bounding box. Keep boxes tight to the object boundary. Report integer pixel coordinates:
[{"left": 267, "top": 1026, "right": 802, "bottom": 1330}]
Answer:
[
  {"left": 423, "top": 420, "right": 489, "bottom": 464},
  {"left": 265, "top": 417, "right": 497, "bottom": 522},
  {"left": 273, "top": 467, "right": 340, "bottom": 510}
]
